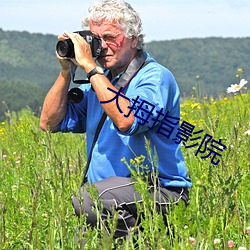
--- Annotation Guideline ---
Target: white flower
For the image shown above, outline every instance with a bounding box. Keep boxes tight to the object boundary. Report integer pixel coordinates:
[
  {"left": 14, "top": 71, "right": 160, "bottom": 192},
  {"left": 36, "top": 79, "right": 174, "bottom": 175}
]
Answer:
[
  {"left": 214, "top": 238, "right": 221, "bottom": 244},
  {"left": 189, "top": 237, "right": 196, "bottom": 245},
  {"left": 244, "top": 130, "right": 250, "bottom": 136},
  {"left": 227, "top": 79, "right": 248, "bottom": 93},
  {"left": 20, "top": 207, "right": 25, "bottom": 214},
  {"left": 238, "top": 247, "right": 246, "bottom": 250}
]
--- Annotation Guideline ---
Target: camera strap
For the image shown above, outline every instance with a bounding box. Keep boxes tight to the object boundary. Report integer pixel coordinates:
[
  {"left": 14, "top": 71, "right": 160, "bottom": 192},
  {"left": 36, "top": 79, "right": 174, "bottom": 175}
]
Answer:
[{"left": 81, "top": 50, "right": 149, "bottom": 186}]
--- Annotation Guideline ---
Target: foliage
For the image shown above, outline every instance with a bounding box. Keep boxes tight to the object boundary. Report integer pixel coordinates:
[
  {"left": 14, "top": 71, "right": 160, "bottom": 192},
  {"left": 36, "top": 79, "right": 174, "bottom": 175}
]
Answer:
[
  {"left": 0, "top": 28, "right": 60, "bottom": 89},
  {"left": 0, "top": 79, "right": 46, "bottom": 121},
  {"left": 0, "top": 29, "right": 250, "bottom": 119},
  {"left": 0, "top": 91, "right": 249, "bottom": 249},
  {"left": 0, "top": 29, "right": 61, "bottom": 121},
  {"left": 145, "top": 37, "right": 250, "bottom": 98}
]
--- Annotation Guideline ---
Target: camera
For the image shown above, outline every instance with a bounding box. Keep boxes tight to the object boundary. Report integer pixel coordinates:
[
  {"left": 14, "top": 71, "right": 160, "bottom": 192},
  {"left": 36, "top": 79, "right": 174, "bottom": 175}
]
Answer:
[{"left": 56, "top": 30, "right": 102, "bottom": 58}]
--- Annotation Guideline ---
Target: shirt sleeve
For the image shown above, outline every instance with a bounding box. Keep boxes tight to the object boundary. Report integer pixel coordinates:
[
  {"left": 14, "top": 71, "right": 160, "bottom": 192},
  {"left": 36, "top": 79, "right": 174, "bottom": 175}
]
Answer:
[{"left": 118, "top": 62, "right": 181, "bottom": 136}]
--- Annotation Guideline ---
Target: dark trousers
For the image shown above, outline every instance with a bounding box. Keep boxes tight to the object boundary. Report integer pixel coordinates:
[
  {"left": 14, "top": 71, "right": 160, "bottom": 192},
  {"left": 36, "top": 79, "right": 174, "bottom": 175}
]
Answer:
[{"left": 72, "top": 176, "right": 189, "bottom": 238}]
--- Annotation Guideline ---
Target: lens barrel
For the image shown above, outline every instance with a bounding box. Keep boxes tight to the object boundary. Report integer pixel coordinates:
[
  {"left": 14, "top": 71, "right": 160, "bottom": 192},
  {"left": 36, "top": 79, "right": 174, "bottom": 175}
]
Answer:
[
  {"left": 68, "top": 88, "right": 84, "bottom": 103},
  {"left": 56, "top": 39, "right": 75, "bottom": 58},
  {"left": 56, "top": 31, "right": 102, "bottom": 58}
]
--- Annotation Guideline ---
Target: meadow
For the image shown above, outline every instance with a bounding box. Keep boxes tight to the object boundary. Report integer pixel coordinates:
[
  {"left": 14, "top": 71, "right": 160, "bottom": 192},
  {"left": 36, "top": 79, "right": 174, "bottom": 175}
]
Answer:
[{"left": 0, "top": 85, "right": 249, "bottom": 249}]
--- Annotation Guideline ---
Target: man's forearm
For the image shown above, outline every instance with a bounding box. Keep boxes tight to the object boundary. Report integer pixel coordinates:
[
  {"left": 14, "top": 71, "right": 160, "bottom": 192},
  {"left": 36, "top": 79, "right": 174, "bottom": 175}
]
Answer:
[{"left": 40, "top": 70, "right": 71, "bottom": 132}]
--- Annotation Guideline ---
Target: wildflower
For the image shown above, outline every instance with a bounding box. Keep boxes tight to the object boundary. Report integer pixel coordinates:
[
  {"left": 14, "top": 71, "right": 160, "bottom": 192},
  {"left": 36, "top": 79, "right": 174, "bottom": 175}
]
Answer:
[
  {"left": 130, "top": 159, "right": 135, "bottom": 165},
  {"left": 191, "top": 103, "right": 201, "bottom": 109},
  {"left": 121, "top": 157, "right": 126, "bottom": 163},
  {"left": 237, "top": 67, "right": 243, "bottom": 73},
  {"left": 246, "top": 226, "right": 250, "bottom": 235},
  {"left": 244, "top": 130, "right": 250, "bottom": 136},
  {"left": 238, "top": 247, "right": 246, "bottom": 250},
  {"left": 16, "top": 159, "right": 21, "bottom": 165},
  {"left": 228, "top": 240, "right": 235, "bottom": 248},
  {"left": 12, "top": 185, "right": 17, "bottom": 192},
  {"left": 189, "top": 237, "right": 196, "bottom": 246},
  {"left": 214, "top": 238, "right": 221, "bottom": 244},
  {"left": 196, "top": 179, "right": 202, "bottom": 185},
  {"left": 20, "top": 207, "right": 25, "bottom": 214},
  {"left": 227, "top": 79, "right": 248, "bottom": 93},
  {"left": 42, "top": 213, "right": 48, "bottom": 221}
]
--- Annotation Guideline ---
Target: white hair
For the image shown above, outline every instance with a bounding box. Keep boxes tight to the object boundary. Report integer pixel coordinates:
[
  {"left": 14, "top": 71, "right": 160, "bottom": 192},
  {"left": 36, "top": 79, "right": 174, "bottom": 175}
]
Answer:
[{"left": 82, "top": 0, "right": 145, "bottom": 49}]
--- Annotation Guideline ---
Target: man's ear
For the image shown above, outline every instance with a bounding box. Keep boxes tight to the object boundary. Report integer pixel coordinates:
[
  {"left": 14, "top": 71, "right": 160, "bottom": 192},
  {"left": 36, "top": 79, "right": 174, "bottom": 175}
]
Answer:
[{"left": 131, "top": 36, "right": 139, "bottom": 48}]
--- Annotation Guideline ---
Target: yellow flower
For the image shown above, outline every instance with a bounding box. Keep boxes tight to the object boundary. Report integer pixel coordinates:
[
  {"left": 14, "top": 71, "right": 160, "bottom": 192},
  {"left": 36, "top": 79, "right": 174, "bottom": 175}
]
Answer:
[
  {"left": 180, "top": 111, "right": 187, "bottom": 117},
  {"left": 130, "top": 159, "right": 135, "bottom": 165},
  {"left": 191, "top": 103, "right": 201, "bottom": 109},
  {"left": 135, "top": 157, "right": 141, "bottom": 164},
  {"left": 237, "top": 67, "right": 243, "bottom": 73}
]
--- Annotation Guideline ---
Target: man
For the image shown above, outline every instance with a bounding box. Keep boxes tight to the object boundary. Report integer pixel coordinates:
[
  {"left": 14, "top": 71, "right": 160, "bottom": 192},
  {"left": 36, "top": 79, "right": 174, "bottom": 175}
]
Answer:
[{"left": 40, "top": 0, "right": 192, "bottom": 242}]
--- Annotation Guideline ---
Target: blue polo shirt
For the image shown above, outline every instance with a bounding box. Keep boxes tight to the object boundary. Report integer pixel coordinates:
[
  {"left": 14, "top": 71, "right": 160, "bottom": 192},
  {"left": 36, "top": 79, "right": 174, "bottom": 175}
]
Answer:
[{"left": 58, "top": 52, "right": 192, "bottom": 188}]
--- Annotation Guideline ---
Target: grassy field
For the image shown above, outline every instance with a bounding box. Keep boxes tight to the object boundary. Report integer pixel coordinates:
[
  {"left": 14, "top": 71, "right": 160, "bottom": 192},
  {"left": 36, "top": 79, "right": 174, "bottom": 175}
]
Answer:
[{"left": 0, "top": 90, "right": 249, "bottom": 249}]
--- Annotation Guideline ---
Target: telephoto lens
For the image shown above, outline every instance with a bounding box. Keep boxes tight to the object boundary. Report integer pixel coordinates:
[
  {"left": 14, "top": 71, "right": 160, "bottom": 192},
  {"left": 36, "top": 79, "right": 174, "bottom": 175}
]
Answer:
[
  {"left": 56, "top": 39, "right": 75, "bottom": 58},
  {"left": 56, "top": 31, "right": 102, "bottom": 59}
]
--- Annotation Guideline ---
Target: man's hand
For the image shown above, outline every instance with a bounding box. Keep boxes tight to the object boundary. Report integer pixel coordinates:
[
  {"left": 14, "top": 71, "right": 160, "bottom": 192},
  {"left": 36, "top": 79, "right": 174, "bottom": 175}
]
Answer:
[
  {"left": 56, "top": 33, "right": 79, "bottom": 71},
  {"left": 62, "top": 31, "right": 96, "bottom": 73}
]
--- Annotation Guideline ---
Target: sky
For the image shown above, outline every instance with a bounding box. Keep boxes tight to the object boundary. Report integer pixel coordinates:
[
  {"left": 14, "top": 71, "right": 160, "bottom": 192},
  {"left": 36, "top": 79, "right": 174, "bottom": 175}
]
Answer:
[{"left": 1, "top": 0, "right": 250, "bottom": 42}]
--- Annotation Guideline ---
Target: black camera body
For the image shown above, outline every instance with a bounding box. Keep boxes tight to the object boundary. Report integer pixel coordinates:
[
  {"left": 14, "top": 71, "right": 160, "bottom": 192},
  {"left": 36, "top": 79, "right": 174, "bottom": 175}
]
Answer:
[{"left": 56, "top": 30, "right": 102, "bottom": 58}]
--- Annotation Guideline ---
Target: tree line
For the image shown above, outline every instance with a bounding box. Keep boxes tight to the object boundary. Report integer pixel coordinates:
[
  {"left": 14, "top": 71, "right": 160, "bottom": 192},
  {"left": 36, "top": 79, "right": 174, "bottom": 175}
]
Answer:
[{"left": 0, "top": 28, "right": 249, "bottom": 121}]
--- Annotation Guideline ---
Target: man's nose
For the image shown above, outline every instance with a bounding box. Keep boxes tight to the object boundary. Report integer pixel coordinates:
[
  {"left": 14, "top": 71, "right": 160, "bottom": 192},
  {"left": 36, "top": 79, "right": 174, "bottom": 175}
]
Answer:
[{"left": 101, "top": 38, "right": 108, "bottom": 49}]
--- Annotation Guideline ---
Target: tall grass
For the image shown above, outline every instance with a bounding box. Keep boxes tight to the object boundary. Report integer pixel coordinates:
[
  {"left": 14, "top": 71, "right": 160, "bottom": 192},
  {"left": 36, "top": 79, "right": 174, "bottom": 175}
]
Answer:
[{"left": 0, "top": 93, "right": 249, "bottom": 249}]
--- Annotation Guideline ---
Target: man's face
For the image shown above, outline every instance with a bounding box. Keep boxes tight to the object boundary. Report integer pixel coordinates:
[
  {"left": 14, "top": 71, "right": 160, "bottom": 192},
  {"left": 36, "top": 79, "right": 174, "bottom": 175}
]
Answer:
[{"left": 89, "top": 20, "right": 138, "bottom": 73}]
